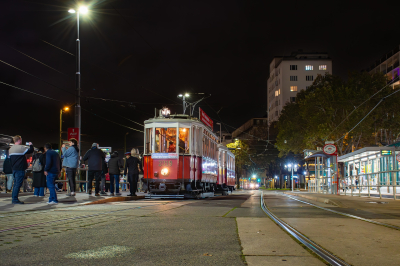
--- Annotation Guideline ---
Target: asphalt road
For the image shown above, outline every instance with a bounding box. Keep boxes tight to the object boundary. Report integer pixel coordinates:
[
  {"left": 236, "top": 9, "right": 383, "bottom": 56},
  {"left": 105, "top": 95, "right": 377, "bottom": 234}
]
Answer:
[{"left": 0, "top": 191, "right": 264, "bottom": 266}]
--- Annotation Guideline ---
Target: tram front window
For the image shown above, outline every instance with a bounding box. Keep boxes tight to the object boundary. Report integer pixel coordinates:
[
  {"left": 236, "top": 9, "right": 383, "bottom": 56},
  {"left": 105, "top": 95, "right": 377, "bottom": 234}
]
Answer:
[
  {"left": 155, "top": 128, "right": 177, "bottom": 153},
  {"left": 179, "top": 128, "right": 190, "bottom": 154}
]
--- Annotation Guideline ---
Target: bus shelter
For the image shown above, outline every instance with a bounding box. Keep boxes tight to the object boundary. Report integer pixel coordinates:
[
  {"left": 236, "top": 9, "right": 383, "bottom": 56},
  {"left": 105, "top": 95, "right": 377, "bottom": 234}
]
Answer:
[
  {"left": 305, "top": 150, "right": 338, "bottom": 194},
  {"left": 338, "top": 147, "right": 400, "bottom": 199}
]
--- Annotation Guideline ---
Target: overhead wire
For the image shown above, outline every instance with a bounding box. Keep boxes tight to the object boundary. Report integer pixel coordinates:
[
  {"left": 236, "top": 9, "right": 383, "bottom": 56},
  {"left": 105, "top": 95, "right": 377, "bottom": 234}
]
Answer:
[
  {"left": 0, "top": 81, "right": 62, "bottom": 102},
  {"left": 335, "top": 87, "right": 400, "bottom": 143},
  {"left": 324, "top": 76, "right": 400, "bottom": 140}
]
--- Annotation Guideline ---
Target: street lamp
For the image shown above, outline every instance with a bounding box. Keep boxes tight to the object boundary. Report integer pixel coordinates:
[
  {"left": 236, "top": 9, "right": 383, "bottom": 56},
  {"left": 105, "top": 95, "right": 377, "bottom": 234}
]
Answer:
[
  {"left": 68, "top": 5, "right": 88, "bottom": 160},
  {"left": 60, "top": 106, "right": 70, "bottom": 154},
  {"left": 177, "top": 93, "right": 189, "bottom": 114},
  {"left": 285, "top": 162, "right": 298, "bottom": 192}
]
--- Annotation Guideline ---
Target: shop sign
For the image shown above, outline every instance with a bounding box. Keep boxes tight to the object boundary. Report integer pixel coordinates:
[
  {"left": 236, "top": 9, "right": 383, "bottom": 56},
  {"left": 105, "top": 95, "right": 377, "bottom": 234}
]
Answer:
[
  {"left": 67, "top": 128, "right": 79, "bottom": 142},
  {"left": 323, "top": 144, "right": 337, "bottom": 155},
  {"left": 381, "top": 150, "right": 392, "bottom": 156}
]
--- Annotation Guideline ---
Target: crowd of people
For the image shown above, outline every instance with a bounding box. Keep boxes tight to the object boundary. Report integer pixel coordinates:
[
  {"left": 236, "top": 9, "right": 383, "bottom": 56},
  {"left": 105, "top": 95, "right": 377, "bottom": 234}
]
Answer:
[{"left": 3, "top": 135, "right": 143, "bottom": 205}]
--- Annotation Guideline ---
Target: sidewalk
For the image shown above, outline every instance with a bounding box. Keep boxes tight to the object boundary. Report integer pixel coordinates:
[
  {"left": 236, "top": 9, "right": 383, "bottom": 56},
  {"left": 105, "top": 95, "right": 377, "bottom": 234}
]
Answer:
[{"left": 0, "top": 191, "right": 145, "bottom": 213}]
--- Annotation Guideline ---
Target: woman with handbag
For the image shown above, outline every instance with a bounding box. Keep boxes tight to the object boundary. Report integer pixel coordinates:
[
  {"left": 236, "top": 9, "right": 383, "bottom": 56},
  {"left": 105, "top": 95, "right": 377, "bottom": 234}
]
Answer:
[{"left": 32, "top": 147, "right": 46, "bottom": 197}]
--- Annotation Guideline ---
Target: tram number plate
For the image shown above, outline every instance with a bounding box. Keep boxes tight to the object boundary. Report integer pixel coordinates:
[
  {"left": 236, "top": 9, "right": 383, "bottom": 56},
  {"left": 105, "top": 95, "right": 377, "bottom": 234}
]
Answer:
[{"left": 158, "top": 160, "right": 173, "bottom": 167}]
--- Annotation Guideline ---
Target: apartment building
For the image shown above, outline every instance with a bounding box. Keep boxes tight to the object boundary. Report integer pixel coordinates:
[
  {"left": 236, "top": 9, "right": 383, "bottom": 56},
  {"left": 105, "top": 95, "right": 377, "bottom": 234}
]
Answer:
[
  {"left": 267, "top": 51, "right": 332, "bottom": 123},
  {"left": 367, "top": 45, "right": 400, "bottom": 88}
]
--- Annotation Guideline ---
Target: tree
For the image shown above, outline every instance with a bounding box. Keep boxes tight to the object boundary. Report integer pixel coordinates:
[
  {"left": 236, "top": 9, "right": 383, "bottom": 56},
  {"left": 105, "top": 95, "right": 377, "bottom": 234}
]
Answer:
[
  {"left": 227, "top": 139, "right": 250, "bottom": 188},
  {"left": 275, "top": 72, "right": 397, "bottom": 156}
]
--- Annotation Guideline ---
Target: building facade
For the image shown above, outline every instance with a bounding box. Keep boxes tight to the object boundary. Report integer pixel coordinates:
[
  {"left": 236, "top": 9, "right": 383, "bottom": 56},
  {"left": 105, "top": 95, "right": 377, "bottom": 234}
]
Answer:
[
  {"left": 267, "top": 52, "right": 332, "bottom": 123},
  {"left": 367, "top": 45, "right": 400, "bottom": 88}
]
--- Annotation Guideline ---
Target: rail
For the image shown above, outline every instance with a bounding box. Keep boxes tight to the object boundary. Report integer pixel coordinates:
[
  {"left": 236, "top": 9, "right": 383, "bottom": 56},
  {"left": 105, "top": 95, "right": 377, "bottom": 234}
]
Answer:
[{"left": 260, "top": 192, "right": 350, "bottom": 266}]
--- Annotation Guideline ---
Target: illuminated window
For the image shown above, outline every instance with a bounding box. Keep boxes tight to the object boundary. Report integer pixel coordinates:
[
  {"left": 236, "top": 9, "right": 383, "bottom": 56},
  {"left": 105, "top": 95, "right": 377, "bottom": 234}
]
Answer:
[
  {"left": 155, "top": 128, "right": 177, "bottom": 153},
  {"left": 275, "top": 90, "right": 278, "bottom": 96},
  {"left": 290, "top": 65, "right": 297, "bottom": 70},
  {"left": 290, "top": 86, "right": 298, "bottom": 92},
  {"left": 319, "top": 65, "right": 327, "bottom": 70},
  {"left": 290, "top": 76, "right": 297, "bottom": 81},
  {"left": 305, "top": 65, "right": 313, "bottom": 70},
  {"left": 178, "top": 128, "right": 190, "bottom": 154},
  {"left": 306, "top": 75, "right": 314, "bottom": 81},
  {"left": 278, "top": 89, "right": 281, "bottom": 95}
]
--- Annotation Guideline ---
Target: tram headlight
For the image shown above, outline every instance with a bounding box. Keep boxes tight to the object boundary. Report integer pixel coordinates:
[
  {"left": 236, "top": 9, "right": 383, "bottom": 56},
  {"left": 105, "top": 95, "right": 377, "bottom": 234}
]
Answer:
[{"left": 161, "top": 168, "right": 169, "bottom": 176}]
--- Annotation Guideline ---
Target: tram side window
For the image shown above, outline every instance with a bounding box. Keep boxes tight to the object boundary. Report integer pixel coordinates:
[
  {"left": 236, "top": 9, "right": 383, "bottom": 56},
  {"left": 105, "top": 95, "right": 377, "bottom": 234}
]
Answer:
[
  {"left": 155, "top": 128, "right": 177, "bottom": 153},
  {"left": 145, "top": 128, "right": 153, "bottom": 153},
  {"left": 179, "top": 128, "right": 190, "bottom": 154}
]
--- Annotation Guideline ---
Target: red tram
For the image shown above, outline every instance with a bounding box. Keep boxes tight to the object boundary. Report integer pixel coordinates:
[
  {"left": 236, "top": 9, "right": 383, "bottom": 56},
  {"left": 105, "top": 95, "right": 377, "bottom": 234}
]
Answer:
[{"left": 142, "top": 113, "right": 235, "bottom": 197}]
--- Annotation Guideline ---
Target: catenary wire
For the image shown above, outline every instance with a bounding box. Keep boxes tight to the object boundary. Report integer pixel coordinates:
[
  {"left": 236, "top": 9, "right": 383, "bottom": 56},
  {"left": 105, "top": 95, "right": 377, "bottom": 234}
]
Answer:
[
  {"left": 0, "top": 81, "right": 62, "bottom": 102},
  {"left": 324, "top": 76, "right": 399, "bottom": 140},
  {"left": 335, "top": 87, "right": 400, "bottom": 143}
]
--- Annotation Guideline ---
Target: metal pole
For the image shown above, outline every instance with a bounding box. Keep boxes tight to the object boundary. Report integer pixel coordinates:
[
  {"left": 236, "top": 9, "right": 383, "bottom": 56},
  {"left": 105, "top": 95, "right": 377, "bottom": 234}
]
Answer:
[
  {"left": 75, "top": 12, "right": 82, "bottom": 164},
  {"left": 182, "top": 95, "right": 186, "bottom": 114},
  {"left": 59, "top": 109, "right": 62, "bottom": 154},
  {"left": 291, "top": 164, "right": 294, "bottom": 192}
]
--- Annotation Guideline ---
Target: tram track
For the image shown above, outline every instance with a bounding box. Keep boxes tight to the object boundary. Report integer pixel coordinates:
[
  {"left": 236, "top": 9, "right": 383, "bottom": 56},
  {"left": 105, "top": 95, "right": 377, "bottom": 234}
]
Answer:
[
  {"left": 281, "top": 193, "right": 400, "bottom": 231},
  {"left": 260, "top": 192, "right": 350, "bottom": 266}
]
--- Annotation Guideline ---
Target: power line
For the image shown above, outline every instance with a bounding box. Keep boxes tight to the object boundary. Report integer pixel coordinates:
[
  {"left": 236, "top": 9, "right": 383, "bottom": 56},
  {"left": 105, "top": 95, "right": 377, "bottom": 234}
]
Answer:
[
  {"left": 324, "top": 76, "right": 399, "bottom": 140},
  {"left": 335, "top": 87, "right": 400, "bottom": 143},
  {"left": 82, "top": 108, "right": 144, "bottom": 133},
  {"left": 0, "top": 59, "right": 75, "bottom": 97},
  {"left": 0, "top": 81, "right": 62, "bottom": 102}
]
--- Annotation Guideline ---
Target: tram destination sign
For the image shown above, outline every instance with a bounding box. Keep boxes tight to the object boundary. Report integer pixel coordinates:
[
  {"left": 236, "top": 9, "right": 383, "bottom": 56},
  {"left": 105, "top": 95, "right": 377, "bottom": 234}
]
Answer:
[
  {"left": 199, "top": 107, "right": 213, "bottom": 129},
  {"left": 151, "top": 153, "right": 178, "bottom": 159},
  {"left": 381, "top": 150, "right": 392, "bottom": 156}
]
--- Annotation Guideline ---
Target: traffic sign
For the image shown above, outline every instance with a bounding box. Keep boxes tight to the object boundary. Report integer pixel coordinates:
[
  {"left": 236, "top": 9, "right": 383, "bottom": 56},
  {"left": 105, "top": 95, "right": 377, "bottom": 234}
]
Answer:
[
  {"left": 323, "top": 144, "right": 337, "bottom": 155},
  {"left": 67, "top": 128, "right": 79, "bottom": 142},
  {"left": 396, "top": 153, "right": 400, "bottom": 163}
]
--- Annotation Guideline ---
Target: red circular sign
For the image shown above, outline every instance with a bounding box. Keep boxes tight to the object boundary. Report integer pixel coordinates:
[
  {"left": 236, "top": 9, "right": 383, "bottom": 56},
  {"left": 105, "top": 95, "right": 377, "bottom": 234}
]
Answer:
[
  {"left": 323, "top": 144, "right": 337, "bottom": 155},
  {"left": 396, "top": 153, "right": 400, "bottom": 163}
]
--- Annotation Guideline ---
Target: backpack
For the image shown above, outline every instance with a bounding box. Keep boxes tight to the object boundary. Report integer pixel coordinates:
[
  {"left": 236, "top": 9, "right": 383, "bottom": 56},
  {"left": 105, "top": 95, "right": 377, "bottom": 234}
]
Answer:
[{"left": 32, "top": 154, "right": 43, "bottom": 172}]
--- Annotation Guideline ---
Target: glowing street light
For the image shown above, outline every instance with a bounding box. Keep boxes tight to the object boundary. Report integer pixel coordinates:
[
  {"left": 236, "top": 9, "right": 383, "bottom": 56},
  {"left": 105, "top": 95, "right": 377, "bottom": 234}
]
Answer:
[
  {"left": 68, "top": 9, "right": 76, "bottom": 13},
  {"left": 79, "top": 6, "right": 89, "bottom": 14}
]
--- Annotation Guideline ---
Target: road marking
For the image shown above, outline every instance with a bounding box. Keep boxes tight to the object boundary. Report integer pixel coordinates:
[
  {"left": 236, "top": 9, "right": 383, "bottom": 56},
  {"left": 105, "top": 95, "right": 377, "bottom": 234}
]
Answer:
[{"left": 65, "top": 245, "right": 132, "bottom": 259}]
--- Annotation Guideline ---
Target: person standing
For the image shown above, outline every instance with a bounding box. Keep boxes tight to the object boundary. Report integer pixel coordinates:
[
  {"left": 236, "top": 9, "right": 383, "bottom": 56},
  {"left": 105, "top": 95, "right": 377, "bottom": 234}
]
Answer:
[
  {"left": 2, "top": 155, "right": 13, "bottom": 193},
  {"left": 44, "top": 143, "right": 61, "bottom": 205},
  {"left": 124, "top": 151, "right": 143, "bottom": 197},
  {"left": 9, "top": 135, "right": 34, "bottom": 204},
  {"left": 61, "top": 138, "right": 79, "bottom": 196},
  {"left": 108, "top": 151, "right": 122, "bottom": 196},
  {"left": 100, "top": 158, "right": 108, "bottom": 195},
  {"left": 32, "top": 147, "right": 46, "bottom": 197},
  {"left": 82, "top": 143, "right": 105, "bottom": 196}
]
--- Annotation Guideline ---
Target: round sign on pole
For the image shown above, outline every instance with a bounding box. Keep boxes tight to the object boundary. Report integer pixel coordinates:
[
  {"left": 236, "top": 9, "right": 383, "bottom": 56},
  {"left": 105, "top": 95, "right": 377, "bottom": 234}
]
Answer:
[
  {"left": 396, "top": 153, "right": 400, "bottom": 163},
  {"left": 323, "top": 144, "right": 337, "bottom": 155}
]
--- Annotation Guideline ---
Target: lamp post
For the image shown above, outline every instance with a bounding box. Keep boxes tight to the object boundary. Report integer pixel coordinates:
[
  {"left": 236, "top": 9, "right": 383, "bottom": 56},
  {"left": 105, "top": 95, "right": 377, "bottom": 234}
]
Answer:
[
  {"left": 285, "top": 162, "right": 297, "bottom": 192},
  {"left": 60, "top": 107, "right": 70, "bottom": 154},
  {"left": 177, "top": 93, "right": 190, "bottom": 114},
  {"left": 68, "top": 6, "right": 88, "bottom": 160}
]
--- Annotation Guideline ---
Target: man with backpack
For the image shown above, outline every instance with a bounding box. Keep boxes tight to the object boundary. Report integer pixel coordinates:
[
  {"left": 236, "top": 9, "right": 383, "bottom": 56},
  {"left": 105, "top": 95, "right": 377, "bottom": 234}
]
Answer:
[
  {"left": 9, "top": 135, "right": 34, "bottom": 204},
  {"left": 61, "top": 138, "right": 79, "bottom": 196},
  {"left": 2, "top": 155, "right": 13, "bottom": 193},
  {"left": 32, "top": 147, "right": 46, "bottom": 197}
]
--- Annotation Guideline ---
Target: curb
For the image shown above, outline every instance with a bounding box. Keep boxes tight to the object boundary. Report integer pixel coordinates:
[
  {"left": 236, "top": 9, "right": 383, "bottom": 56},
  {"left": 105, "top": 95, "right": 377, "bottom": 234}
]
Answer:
[
  {"left": 84, "top": 196, "right": 146, "bottom": 205},
  {"left": 283, "top": 191, "right": 339, "bottom": 207}
]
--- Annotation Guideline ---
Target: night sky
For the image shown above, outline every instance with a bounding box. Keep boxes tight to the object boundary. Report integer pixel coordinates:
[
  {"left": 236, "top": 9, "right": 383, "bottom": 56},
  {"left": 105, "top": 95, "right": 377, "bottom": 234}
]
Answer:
[{"left": 2, "top": 0, "right": 400, "bottom": 153}]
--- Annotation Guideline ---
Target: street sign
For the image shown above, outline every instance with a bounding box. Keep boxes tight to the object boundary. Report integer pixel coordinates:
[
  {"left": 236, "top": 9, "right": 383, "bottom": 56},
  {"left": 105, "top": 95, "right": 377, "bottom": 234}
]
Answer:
[
  {"left": 397, "top": 153, "right": 400, "bottom": 163},
  {"left": 199, "top": 107, "right": 213, "bottom": 130},
  {"left": 67, "top": 128, "right": 79, "bottom": 142},
  {"left": 323, "top": 144, "right": 337, "bottom": 155},
  {"left": 381, "top": 150, "right": 392, "bottom": 156}
]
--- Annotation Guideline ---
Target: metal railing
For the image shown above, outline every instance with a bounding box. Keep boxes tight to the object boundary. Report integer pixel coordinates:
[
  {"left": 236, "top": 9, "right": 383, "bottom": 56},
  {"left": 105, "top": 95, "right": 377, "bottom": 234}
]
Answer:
[{"left": 308, "top": 170, "right": 400, "bottom": 200}]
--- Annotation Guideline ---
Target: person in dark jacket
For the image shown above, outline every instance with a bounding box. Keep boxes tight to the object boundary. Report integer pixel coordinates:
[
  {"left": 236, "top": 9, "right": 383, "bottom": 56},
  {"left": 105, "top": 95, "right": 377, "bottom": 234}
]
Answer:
[
  {"left": 32, "top": 147, "right": 46, "bottom": 197},
  {"left": 100, "top": 158, "right": 108, "bottom": 195},
  {"left": 124, "top": 151, "right": 143, "bottom": 196},
  {"left": 2, "top": 155, "right": 13, "bottom": 192},
  {"left": 44, "top": 143, "right": 61, "bottom": 205},
  {"left": 108, "top": 151, "right": 122, "bottom": 196},
  {"left": 9, "top": 135, "right": 34, "bottom": 204},
  {"left": 82, "top": 143, "right": 105, "bottom": 196}
]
